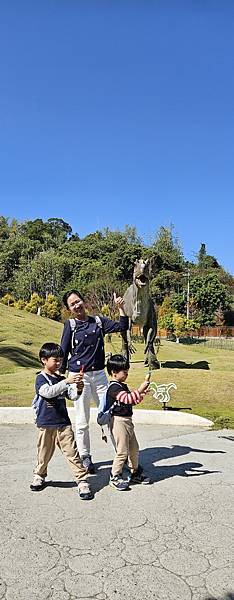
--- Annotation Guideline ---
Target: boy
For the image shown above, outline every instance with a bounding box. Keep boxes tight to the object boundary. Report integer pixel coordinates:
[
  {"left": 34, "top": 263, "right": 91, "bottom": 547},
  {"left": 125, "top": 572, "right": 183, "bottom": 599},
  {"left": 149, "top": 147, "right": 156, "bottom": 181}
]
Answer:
[
  {"left": 30, "top": 342, "right": 93, "bottom": 500},
  {"left": 105, "top": 354, "right": 151, "bottom": 491}
]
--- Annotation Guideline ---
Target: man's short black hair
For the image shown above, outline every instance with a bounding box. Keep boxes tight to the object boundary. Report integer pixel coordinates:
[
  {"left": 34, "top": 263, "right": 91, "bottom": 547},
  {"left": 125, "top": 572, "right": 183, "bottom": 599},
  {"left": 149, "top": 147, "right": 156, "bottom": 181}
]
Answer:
[
  {"left": 62, "top": 289, "right": 85, "bottom": 308},
  {"left": 106, "top": 354, "right": 129, "bottom": 375},
  {"left": 39, "top": 342, "right": 64, "bottom": 362}
]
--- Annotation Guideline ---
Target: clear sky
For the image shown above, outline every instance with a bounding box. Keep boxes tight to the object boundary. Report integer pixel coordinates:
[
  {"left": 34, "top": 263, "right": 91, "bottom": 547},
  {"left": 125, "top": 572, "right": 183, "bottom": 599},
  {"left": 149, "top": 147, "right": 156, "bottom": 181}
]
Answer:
[{"left": 0, "top": 1, "right": 233, "bottom": 273}]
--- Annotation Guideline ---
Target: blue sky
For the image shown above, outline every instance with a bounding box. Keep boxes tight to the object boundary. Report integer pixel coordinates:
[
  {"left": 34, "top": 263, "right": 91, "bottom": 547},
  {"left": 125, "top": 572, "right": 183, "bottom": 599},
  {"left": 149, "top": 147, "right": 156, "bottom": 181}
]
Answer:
[{"left": 0, "top": 1, "right": 234, "bottom": 273}]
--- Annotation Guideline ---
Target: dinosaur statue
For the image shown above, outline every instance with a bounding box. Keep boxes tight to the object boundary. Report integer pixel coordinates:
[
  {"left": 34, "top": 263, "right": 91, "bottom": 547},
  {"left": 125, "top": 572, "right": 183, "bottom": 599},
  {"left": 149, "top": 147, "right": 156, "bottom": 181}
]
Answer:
[{"left": 121, "top": 258, "right": 160, "bottom": 369}]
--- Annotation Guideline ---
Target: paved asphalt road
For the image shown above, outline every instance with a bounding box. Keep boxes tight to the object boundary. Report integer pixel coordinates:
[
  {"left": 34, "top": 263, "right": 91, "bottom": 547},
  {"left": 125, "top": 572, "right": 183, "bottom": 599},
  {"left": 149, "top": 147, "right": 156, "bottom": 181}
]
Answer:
[{"left": 0, "top": 423, "right": 233, "bottom": 600}]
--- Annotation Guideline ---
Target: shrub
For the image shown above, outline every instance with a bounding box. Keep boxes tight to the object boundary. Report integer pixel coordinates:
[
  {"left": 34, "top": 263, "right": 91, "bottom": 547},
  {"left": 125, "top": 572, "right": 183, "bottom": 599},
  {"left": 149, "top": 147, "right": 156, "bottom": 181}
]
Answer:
[
  {"left": 25, "top": 293, "right": 44, "bottom": 314},
  {"left": 1, "top": 293, "right": 15, "bottom": 306}
]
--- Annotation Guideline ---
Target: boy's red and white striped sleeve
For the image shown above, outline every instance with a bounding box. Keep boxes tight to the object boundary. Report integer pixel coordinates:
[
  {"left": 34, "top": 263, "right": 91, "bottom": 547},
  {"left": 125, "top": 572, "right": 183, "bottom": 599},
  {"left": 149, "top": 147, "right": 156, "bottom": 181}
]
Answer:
[{"left": 115, "top": 389, "right": 142, "bottom": 405}]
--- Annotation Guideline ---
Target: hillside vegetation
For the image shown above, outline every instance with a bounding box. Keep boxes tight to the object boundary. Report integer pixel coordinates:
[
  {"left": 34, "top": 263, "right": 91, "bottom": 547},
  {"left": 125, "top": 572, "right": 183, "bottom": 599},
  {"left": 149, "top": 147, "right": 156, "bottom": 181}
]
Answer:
[
  {"left": 0, "top": 217, "right": 233, "bottom": 332},
  {"left": 0, "top": 303, "right": 233, "bottom": 428}
]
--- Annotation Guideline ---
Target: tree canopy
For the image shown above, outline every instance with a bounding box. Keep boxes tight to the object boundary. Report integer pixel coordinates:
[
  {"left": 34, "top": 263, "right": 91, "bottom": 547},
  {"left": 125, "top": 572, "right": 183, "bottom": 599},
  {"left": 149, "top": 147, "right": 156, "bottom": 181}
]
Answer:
[{"left": 0, "top": 216, "right": 233, "bottom": 326}]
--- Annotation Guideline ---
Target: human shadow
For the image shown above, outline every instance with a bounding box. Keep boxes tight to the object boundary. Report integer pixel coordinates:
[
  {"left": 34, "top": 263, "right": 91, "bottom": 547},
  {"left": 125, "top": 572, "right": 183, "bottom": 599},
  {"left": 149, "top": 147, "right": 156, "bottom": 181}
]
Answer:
[
  {"left": 139, "top": 445, "right": 225, "bottom": 464},
  {"left": 161, "top": 360, "right": 210, "bottom": 370},
  {"left": 144, "top": 461, "right": 220, "bottom": 483},
  {"left": 0, "top": 345, "right": 40, "bottom": 368},
  {"left": 137, "top": 445, "right": 222, "bottom": 482},
  {"left": 91, "top": 460, "right": 113, "bottom": 493},
  {"left": 218, "top": 435, "right": 234, "bottom": 442}
]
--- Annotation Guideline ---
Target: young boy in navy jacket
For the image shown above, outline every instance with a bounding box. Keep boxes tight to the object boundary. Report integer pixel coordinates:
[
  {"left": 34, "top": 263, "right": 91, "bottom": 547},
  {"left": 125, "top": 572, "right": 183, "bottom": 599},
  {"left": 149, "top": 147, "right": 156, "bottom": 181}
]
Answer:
[
  {"left": 30, "top": 342, "right": 93, "bottom": 500},
  {"left": 105, "top": 354, "right": 151, "bottom": 491}
]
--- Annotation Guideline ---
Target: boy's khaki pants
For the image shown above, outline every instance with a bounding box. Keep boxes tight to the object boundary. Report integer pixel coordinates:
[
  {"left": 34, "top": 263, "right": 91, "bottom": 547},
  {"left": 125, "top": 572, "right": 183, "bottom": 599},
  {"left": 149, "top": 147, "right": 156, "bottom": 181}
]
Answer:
[
  {"left": 111, "top": 416, "right": 139, "bottom": 477},
  {"left": 34, "top": 425, "right": 87, "bottom": 483}
]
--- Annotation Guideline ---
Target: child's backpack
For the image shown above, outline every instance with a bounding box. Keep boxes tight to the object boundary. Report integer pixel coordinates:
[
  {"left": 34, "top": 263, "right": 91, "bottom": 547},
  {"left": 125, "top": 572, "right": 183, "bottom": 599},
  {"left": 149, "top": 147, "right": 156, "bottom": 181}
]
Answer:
[
  {"left": 32, "top": 372, "right": 52, "bottom": 422},
  {"left": 97, "top": 381, "right": 122, "bottom": 426},
  {"left": 69, "top": 315, "right": 103, "bottom": 351}
]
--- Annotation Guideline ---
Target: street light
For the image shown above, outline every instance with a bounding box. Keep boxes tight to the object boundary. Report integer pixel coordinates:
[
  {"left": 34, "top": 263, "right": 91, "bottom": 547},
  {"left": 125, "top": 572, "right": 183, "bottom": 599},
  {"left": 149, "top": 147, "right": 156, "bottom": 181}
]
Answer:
[{"left": 183, "top": 266, "right": 190, "bottom": 320}]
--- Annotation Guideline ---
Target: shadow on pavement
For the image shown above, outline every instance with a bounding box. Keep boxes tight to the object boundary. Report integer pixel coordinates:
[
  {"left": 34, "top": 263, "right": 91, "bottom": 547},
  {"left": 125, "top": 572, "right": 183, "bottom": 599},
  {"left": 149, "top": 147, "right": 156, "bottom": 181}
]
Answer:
[
  {"left": 140, "top": 445, "right": 225, "bottom": 463},
  {"left": 45, "top": 480, "right": 77, "bottom": 488},
  {"left": 0, "top": 345, "right": 40, "bottom": 368},
  {"left": 42, "top": 444, "right": 224, "bottom": 492},
  {"left": 141, "top": 461, "right": 220, "bottom": 483},
  {"left": 137, "top": 444, "right": 224, "bottom": 482},
  {"left": 205, "top": 594, "right": 234, "bottom": 600}
]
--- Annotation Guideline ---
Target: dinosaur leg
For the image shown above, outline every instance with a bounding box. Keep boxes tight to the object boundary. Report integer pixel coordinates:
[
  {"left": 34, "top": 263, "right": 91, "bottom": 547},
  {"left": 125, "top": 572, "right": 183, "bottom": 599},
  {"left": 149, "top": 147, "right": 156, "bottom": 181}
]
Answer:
[
  {"left": 121, "top": 330, "right": 129, "bottom": 364},
  {"left": 143, "top": 325, "right": 160, "bottom": 370},
  {"left": 121, "top": 320, "right": 133, "bottom": 366}
]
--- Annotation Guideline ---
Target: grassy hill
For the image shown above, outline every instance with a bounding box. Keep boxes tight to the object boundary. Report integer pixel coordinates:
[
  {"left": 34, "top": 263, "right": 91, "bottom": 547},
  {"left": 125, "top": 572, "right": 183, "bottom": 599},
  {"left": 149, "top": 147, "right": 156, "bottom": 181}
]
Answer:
[{"left": 0, "top": 303, "right": 233, "bottom": 427}]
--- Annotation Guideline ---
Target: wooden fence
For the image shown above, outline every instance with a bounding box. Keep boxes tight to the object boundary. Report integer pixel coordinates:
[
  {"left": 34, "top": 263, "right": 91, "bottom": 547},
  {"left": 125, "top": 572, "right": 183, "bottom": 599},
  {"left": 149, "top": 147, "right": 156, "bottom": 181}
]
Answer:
[{"left": 132, "top": 324, "right": 234, "bottom": 338}]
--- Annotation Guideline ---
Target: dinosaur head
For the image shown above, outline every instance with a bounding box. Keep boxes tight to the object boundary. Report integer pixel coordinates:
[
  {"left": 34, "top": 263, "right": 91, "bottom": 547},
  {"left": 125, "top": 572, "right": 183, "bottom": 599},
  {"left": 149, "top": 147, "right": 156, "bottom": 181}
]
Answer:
[{"left": 133, "top": 259, "right": 150, "bottom": 288}]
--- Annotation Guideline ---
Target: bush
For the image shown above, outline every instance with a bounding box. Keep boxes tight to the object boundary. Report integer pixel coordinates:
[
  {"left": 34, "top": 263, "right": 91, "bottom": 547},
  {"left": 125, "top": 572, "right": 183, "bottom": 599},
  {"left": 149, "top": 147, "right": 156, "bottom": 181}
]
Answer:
[
  {"left": 25, "top": 293, "right": 44, "bottom": 314},
  {"left": 14, "top": 299, "right": 26, "bottom": 310},
  {"left": 41, "top": 294, "right": 61, "bottom": 320},
  {"left": 1, "top": 293, "right": 15, "bottom": 306}
]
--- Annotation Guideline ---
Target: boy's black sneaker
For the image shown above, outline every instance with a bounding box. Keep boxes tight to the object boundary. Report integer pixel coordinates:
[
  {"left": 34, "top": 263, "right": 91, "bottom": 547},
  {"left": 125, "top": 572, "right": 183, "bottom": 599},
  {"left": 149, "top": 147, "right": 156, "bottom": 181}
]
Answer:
[
  {"left": 129, "top": 468, "right": 152, "bottom": 485},
  {"left": 109, "top": 474, "right": 130, "bottom": 491},
  {"left": 82, "top": 455, "right": 95, "bottom": 474}
]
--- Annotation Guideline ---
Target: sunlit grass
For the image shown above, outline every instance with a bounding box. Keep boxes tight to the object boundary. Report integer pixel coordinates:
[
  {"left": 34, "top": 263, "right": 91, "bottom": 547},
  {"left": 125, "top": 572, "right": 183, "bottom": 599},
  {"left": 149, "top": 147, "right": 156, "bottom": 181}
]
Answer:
[{"left": 0, "top": 303, "right": 233, "bottom": 427}]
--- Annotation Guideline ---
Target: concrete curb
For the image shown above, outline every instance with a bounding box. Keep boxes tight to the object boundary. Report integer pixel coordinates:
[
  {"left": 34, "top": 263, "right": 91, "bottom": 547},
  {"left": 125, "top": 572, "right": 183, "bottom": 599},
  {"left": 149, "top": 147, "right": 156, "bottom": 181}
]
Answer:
[{"left": 0, "top": 407, "right": 213, "bottom": 427}]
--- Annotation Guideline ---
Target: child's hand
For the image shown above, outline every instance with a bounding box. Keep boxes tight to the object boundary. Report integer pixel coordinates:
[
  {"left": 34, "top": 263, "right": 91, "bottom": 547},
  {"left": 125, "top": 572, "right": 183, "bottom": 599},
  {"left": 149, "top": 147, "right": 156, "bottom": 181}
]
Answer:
[
  {"left": 138, "top": 376, "right": 150, "bottom": 395},
  {"left": 76, "top": 378, "right": 84, "bottom": 393},
  {"left": 66, "top": 372, "right": 83, "bottom": 385}
]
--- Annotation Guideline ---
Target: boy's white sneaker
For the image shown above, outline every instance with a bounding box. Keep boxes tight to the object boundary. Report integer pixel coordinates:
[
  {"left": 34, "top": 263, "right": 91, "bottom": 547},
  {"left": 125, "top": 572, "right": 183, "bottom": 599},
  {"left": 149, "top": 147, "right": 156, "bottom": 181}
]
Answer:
[
  {"left": 77, "top": 480, "right": 94, "bottom": 500},
  {"left": 30, "top": 475, "right": 46, "bottom": 492}
]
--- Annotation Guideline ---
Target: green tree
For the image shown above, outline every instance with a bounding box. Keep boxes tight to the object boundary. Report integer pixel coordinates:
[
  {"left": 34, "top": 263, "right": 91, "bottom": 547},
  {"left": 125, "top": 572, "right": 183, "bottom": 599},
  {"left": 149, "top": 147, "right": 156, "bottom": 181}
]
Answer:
[
  {"left": 12, "top": 251, "right": 70, "bottom": 300},
  {"left": 150, "top": 270, "right": 184, "bottom": 304},
  {"left": 158, "top": 296, "right": 175, "bottom": 333},
  {"left": 151, "top": 225, "right": 184, "bottom": 272},
  {"left": 190, "top": 273, "right": 231, "bottom": 325},
  {"left": 197, "top": 243, "right": 220, "bottom": 270}
]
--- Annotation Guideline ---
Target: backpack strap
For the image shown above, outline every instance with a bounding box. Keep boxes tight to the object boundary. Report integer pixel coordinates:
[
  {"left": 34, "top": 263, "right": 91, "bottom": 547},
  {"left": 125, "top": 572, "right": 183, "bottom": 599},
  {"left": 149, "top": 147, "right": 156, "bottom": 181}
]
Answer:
[
  {"left": 109, "top": 381, "right": 123, "bottom": 407},
  {"left": 41, "top": 372, "right": 53, "bottom": 386},
  {"left": 95, "top": 315, "right": 104, "bottom": 339},
  {"left": 32, "top": 372, "right": 53, "bottom": 416},
  {"left": 69, "top": 318, "right": 77, "bottom": 351}
]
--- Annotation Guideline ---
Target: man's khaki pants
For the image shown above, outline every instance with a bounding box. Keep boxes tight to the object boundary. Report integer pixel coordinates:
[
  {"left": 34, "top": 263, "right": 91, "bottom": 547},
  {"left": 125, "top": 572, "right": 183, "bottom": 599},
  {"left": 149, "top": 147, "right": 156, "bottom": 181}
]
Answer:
[
  {"left": 34, "top": 425, "right": 87, "bottom": 483},
  {"left": 111, "top": 416, "right": 139, "bottom": 477}
]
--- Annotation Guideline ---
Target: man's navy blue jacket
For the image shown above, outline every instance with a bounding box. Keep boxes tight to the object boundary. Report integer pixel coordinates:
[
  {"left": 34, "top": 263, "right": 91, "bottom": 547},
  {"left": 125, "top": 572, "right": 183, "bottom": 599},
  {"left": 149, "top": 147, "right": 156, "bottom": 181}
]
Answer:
[{"left": 60, "top": 315, "right": 128, "bottom": 373}]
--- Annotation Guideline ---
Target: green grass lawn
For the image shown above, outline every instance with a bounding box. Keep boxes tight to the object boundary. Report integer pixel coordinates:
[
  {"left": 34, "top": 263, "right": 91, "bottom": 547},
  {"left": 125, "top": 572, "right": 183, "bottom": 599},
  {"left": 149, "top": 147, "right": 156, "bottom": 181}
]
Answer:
[{"left": 0, "top": 303, "right": 233, "bottom": 428}]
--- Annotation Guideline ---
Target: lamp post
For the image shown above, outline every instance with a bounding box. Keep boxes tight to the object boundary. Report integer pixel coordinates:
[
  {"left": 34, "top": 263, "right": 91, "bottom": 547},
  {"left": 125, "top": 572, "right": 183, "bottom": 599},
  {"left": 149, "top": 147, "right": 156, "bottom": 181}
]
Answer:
[
  {"left": 186, "top": 267, "right": 190, "bottom": 320},
  {"left": 183, "top": 266, "right": 190, "bottom": 321}
]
